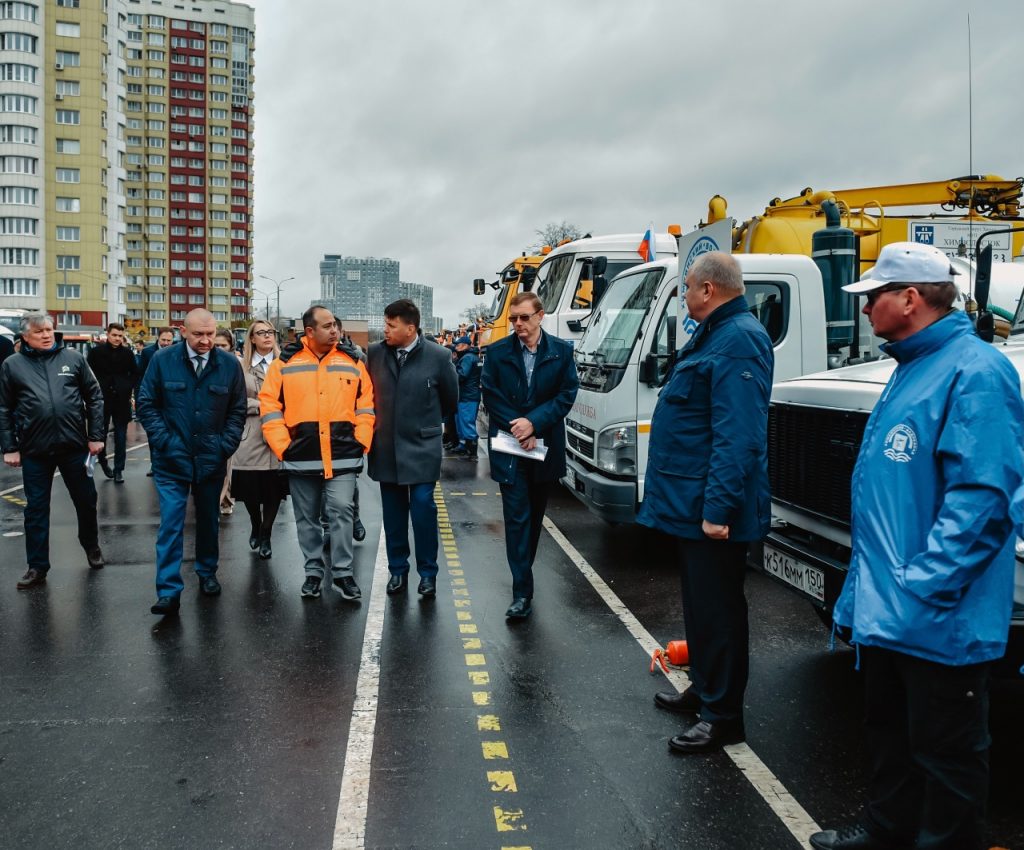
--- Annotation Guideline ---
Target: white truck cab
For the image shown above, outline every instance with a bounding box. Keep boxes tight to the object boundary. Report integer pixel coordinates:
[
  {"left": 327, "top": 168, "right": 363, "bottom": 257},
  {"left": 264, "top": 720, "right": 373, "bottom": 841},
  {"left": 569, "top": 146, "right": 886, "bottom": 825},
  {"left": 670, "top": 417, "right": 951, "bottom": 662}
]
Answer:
[
  {"left": 533, "top": 232, "right": 679, "bottom": 343},
  {"left": 563, "top": 252, "right": 829, "bottom": 523}
]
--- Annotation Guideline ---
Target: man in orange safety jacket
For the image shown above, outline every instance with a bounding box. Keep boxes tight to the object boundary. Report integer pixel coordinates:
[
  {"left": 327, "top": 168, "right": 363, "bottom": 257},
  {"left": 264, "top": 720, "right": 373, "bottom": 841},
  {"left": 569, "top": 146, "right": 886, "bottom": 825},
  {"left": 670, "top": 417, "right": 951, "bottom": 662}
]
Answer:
[{"left": 259, "top": 305, "right": 374, "bottom": 601}]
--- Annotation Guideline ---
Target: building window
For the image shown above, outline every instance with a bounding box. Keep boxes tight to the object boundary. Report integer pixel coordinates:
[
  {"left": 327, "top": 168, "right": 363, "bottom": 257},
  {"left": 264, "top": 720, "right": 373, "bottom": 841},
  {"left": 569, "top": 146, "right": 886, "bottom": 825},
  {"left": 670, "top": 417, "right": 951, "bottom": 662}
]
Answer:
[
  {"left": 55, "top": 50, "right": 80, "bottom": 67},
  {"left": 0, "top": 3, "right": 39, "bottom": 23},
  {"left": 0, "top": 31, "right": 37, "bottom": 52},
  {"left": 55, "top": 167, "right": 79, "bottom": 182},
  {"left": 55, "top": 109, "right": 80, "bottom": 125},
  {"left": 56, "top": 0, "right": 78, "bottom": 7},
  {"left": 55, "top": 254, "right": 79, "bottom": 270},
  {"left": 55, "top": 79, "right": 80, "bottom": 96},
  {"left": 0, "top": 62, "right": 35, "bottom": 83},
  {"left": 0, "top": 155, "right": 35, "bottom": 174},
  {"left": 1, "top": 277, "right": 37, "bottom": 295},
  {"left": 56, "top": 225, "right": 79, "bottom": 241},
  {"left": 55, "top": 138, "right": 80, "bottom": 154},
  {"left": 0, "top": 216, "right": 34, "bottom": 234},
  {"left": 0, "top": 94, "right": 36, "bottom": 114},
  {"left": 55, "top": 196, "right": 79, "bottom": 212},
  {"left": 56, "top": 283, "right": 80, "bottom": 299},
  {"left": 55, "top": 21, "right": 80, "bottom": 37},
  {"left": 0, "top": 186, "right": 35, "bottom": 204},
  {"left": 56, "top": 312, "right": 81, "bottom": 325},
  {"left": 1, "top": 247, "right": 38, "bottom": 265}
]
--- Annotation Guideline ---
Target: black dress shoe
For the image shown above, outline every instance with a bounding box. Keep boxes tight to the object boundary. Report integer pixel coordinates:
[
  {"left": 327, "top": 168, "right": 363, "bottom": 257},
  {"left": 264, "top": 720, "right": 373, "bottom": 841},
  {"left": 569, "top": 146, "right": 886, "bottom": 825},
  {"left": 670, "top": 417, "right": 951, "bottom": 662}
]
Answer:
[
  {"left": 248, "top": 534, "right": 259, "bottom": 551},
  {"left": 146, "top": 469, "right": 155, "bottom": 477},
  {"left": 386, "top": 573, "right": 407, "bottom": 595},
  {"left": 654, "top": 688, "right": 701, "bottom": 715},
  {"left": 505, "top": 597, "right": 532, "bottom": 619},
  {"left": 809, "top": 824, "right": 902, "bottom": 850},
  {"left": 668, "top": 719, "right": 745, "bottom": 754},
  {"left": 98, "top": 458, "right": 114, "bottom": 479},
  {"left": 417, "top": 576, "right": 436, "bottom": 597},
  {"left": 85, "top": 546, "right": 105, "bottom": 570},
  {"left": 16, "top": 568, "right": 47, "bottom": 589},
  {"left": 114, "top": 470, "right": 125, "bottom": 484},
  {"left": 150, "top": 596, "right": 180, "bottom": 616},
  {"left": 258, "top": 539, "right": 272, "bottom": 559},
  {"left": 198, "top": 575, "right": 221, "bottom": 596}
]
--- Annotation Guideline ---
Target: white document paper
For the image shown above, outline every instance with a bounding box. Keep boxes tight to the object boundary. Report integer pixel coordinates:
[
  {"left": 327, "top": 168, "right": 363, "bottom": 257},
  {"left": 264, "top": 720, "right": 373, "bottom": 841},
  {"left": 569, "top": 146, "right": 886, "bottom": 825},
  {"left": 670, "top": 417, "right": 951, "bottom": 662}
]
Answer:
[{"left": 491, "top": 430, "right": 548, "bottom": 461}]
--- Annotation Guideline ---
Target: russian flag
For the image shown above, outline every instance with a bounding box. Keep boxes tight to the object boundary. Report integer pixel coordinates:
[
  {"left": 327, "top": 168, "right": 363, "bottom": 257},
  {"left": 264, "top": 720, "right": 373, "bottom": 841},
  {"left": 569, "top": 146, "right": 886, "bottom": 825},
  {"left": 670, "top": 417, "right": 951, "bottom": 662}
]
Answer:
[{"left": 637, "top": 229, "right": 656, "bottom": 263}]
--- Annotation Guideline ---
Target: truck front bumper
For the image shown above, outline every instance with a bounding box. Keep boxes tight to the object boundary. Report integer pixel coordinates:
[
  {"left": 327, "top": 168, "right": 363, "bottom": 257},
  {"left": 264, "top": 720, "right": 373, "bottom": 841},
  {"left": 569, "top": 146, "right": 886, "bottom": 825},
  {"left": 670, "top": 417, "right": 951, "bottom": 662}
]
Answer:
[{"left": 562, "top": 457, "right": 637, "bottom": 524}]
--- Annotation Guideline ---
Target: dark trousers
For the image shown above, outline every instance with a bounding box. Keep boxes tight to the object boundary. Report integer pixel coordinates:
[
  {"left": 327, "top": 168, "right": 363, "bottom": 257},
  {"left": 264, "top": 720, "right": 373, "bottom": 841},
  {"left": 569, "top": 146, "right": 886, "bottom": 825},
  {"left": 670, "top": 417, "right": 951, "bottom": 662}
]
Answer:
[
  {"left": 21, "top": 450, "right": 98, "bottom": 573},
  {"left": 153, "top": 473, "right": 221, "bottom": 597},
  {"left": 379, "top": 481, "right": 438, "bottom": 578},
  {"left": 498, "top": 464, "right": 550, "bottom": 599},
  {"left": 861, "top": 646, "right": 990, "bottom": 850},
  {"left": 677, "top": 537, "right": 749, "bottom": 723},
  {"left": 99, "top": 406, "right": 128, "bottom": 471}
]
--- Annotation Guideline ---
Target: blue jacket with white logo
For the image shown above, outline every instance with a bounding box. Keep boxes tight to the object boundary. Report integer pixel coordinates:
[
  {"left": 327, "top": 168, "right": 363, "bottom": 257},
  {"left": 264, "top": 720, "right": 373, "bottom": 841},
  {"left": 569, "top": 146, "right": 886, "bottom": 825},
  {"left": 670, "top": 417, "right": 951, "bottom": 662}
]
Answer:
[
  {"left": 834, "top": 310, "right": 1024, "bottom": 665},
  {"left": 638, "top": 295, "right": 774, "bottom": 541}
]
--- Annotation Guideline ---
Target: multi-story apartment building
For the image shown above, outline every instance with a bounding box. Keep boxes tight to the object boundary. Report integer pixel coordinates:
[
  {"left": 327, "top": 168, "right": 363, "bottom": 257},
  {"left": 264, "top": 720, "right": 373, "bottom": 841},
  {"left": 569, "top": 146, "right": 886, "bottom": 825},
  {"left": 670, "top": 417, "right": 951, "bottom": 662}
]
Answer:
[
  {"left": 0, "top": 0, "right": 254, "bottom": 338},
  {"left": 318, "top": 254, "right": 435, "bottom": 331}
]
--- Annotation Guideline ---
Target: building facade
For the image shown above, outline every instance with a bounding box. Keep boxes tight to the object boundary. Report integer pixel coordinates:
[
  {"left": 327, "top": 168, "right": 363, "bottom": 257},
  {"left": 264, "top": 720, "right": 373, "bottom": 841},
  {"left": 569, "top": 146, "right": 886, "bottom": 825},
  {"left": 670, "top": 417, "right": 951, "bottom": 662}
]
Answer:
[
  {"left": 318, "top": 253, "right": 435, "bottom": 331},
  {"left": 0, "top": 0, "right": 254, "bottom": 338}
]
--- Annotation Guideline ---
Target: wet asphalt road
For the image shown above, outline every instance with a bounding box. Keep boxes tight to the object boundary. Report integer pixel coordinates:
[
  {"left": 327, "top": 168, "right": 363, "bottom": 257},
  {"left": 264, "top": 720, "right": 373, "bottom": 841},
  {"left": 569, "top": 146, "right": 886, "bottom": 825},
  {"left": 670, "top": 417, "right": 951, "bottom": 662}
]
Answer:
[{"left": 0, "top": 423, "right": 1021, "bottom": 850}]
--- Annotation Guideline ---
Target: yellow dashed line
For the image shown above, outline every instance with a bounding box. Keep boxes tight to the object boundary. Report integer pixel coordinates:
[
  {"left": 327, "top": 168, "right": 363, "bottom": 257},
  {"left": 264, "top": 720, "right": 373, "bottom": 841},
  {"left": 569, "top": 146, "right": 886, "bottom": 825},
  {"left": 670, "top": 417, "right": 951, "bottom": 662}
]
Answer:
[{"left": 435, "top": 487, "right": 531, "bottom": 846}]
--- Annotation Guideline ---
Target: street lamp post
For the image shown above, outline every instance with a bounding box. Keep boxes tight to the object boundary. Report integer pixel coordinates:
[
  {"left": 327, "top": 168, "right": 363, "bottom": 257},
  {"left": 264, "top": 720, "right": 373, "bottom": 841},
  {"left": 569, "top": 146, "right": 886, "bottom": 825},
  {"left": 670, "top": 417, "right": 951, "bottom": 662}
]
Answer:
[
  {"left": 251, "top": 287, "right": 271, "bottom": 322},
  {"left": 258, "top": 274, "right": 294, "bottom": 330}
]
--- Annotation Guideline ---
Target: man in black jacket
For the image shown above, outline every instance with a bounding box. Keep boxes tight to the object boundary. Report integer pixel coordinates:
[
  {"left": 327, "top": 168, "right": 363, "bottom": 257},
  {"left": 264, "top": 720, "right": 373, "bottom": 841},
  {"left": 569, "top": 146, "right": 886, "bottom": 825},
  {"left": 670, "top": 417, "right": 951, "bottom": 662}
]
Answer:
[
  {"left": 87, "top": 322, "right": 139, "bottom": 483},
  {"left": 0, "top": 312, "right": 106, "bottom": 588}
]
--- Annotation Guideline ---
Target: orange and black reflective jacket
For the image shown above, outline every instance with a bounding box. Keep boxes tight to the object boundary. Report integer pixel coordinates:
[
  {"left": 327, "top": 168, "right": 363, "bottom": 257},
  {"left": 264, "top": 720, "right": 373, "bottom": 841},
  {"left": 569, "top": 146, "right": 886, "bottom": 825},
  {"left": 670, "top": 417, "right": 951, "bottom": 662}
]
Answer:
[{"left": 258, "top": 338, "right": 374, "bottom": 478}]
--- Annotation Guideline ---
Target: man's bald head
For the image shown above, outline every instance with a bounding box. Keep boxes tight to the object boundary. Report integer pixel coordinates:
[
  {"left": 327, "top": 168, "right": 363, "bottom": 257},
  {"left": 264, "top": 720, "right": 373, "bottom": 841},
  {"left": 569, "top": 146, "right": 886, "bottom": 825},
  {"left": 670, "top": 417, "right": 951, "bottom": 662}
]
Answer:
[{"left": 183, "top": 308, "right": 217, "bottom": 355}]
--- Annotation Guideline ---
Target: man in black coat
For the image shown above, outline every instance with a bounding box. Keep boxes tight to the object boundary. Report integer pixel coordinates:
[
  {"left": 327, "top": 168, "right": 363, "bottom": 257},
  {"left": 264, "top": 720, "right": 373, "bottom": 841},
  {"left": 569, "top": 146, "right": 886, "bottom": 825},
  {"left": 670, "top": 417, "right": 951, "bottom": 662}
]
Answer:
[
  {"left": 87, "top": 322, "right": 139, "bottom": 483},
  {"left": 367, "top": 299, "right": 458, "bottom": 598},
  {"left": 0, "top": 312, "right": 106, "bottom": 588},
  {"left": 481, "top": 291, "right": 578, "bottom": 619}
]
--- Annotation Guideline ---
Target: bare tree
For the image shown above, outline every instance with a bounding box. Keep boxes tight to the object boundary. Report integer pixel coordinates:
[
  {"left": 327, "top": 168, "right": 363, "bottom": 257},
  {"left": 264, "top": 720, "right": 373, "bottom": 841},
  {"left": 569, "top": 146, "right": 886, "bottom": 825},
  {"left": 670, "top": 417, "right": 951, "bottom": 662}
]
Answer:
[
  {"left": 460, "top": 302, "right": 492, "bottom": 324},
  {"left": 532, "top": 221, "right": 584, "bottom": 253}
]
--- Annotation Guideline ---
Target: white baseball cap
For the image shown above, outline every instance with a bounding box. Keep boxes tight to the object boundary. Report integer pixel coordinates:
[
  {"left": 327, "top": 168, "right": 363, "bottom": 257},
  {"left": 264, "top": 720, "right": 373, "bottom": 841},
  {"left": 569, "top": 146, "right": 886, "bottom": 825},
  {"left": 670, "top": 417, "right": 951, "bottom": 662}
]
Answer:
[{"left": 842, "top": 241, "right": 961, "bottom": 294}]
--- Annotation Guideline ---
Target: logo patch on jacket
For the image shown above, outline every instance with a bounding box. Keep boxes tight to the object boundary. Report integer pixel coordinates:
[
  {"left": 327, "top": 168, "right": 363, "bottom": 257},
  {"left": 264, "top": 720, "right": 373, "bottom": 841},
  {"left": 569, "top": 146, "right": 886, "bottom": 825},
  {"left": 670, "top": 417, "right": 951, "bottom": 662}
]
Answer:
[
  {"left": 58, "top": 365, "right": 73, "bottom": 378},
  {"left": 883, "top": 424, "right": 917, "bottom": 463}
]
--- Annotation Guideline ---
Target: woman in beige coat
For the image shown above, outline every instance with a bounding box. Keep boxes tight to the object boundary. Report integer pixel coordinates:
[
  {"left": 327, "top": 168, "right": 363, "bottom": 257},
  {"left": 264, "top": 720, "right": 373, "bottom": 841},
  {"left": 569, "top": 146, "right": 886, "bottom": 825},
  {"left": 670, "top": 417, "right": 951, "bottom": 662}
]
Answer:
[{"left": 231, "top": 320, "right": 288, "bottom": 558}]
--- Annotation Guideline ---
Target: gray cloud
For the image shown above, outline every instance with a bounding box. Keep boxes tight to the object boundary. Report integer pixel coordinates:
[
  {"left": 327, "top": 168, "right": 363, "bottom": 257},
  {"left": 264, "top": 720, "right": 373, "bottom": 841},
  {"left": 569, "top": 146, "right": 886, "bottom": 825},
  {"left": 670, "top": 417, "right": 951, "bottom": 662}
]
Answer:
[{"left": 249, "top": 0, "right": 1023, "bottom": 325}]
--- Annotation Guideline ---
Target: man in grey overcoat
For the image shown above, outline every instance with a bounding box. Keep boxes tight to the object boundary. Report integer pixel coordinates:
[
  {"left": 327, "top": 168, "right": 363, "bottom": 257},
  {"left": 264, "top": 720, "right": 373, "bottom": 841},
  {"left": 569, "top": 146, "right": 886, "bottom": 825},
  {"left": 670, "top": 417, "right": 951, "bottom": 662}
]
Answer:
[{"left": 367, "top": 299, "right": 458, "bottom": 598}]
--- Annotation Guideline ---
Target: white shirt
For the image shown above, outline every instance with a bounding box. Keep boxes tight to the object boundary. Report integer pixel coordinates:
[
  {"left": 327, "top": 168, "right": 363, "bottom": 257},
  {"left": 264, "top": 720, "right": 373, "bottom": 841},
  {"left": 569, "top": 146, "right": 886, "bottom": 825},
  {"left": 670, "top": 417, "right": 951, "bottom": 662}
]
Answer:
[{"left": 250, "top": 351, "right": 275, "bottom": 369}]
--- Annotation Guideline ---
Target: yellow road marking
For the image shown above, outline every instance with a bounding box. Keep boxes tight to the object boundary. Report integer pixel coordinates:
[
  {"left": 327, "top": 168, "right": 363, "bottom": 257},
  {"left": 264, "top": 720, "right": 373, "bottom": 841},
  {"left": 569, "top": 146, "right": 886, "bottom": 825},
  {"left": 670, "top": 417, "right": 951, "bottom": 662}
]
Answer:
[
  {"left": 481, "top": 741, "right": 508, "bottom": 760},
  {"left": 493, "top": 807, "right": 527, "bottom": 832},
  {"left": 477, "top": 715, "right": 501, "bottom": 731},
  {"left": 462, "top": 638, "right": 482, "bottom": 650},
  {"left": 460, "top": 623, "right": 478, "bottom": 634},
  {"left": 468, "top": 671, "right": 489, "bottom": 684},
  {"left": 472, "top": 691, "right": 490, "bottom": 706},
  {"left": 465, "top": 653, "right": 486, "bottom": 666},
  {"left": 487, "top": 771, "right": 518, "bottom": 793}
]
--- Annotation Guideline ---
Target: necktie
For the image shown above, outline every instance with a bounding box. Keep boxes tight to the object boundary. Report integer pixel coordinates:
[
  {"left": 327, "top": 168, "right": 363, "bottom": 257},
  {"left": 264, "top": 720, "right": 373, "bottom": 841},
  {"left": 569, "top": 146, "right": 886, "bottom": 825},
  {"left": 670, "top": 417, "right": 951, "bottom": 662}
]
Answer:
[
  {"left": 255, "top": 357, "right": 266, "bottom": 378},
  {"left": 193, "top": 355, "right": 205, "bottom": 376},
  {"left": 397, "top": 349, "right": 408, "bottom": 368}
]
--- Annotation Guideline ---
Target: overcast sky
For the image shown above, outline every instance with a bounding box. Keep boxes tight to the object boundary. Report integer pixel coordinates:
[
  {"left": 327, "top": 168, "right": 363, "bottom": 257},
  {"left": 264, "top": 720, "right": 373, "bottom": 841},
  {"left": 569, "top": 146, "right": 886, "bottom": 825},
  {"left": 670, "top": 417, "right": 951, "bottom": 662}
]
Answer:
[{"left": 248, "top": 0, "right": 1023, "bottom": 326}]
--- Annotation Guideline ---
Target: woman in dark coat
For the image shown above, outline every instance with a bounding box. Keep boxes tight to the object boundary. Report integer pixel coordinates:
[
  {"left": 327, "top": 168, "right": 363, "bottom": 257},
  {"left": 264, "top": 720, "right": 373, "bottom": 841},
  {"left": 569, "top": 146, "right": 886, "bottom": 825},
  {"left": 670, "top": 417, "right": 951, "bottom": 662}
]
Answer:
[{"left": 231, "top": 320, "right": 287, "bottom": 558}]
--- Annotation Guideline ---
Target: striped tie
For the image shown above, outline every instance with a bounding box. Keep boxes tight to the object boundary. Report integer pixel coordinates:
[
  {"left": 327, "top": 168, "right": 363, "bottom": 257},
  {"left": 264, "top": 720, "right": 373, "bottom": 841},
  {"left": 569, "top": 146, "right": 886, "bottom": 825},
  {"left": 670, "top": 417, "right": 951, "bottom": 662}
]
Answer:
[{"left": 193, "top": 355, "right": 205, "bottom": 376}]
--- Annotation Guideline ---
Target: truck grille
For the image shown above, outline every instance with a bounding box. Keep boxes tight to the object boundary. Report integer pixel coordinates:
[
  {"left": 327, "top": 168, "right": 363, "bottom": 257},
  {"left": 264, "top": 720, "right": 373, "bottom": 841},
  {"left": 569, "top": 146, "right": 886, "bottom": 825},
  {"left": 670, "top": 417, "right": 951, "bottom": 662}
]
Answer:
[
  {"left": 566, "top": 419, "right": 595, "bottom": 460},
  {"left": 768, "top": 403, "right": 869, "bottom": 528}
]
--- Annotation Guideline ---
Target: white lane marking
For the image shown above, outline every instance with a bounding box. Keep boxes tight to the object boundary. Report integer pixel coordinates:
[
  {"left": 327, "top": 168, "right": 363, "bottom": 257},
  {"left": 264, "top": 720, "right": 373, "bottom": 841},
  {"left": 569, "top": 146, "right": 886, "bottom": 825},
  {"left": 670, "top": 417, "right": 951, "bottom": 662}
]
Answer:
[
  {"left": 542, "top": 516, "right": 821, "bottom": 847},
  {"left": 332, "top": 529, "right": 389, "bottom": 850},
  {"left": 0, "top": 440, "right": 150, "bottom": 496}
]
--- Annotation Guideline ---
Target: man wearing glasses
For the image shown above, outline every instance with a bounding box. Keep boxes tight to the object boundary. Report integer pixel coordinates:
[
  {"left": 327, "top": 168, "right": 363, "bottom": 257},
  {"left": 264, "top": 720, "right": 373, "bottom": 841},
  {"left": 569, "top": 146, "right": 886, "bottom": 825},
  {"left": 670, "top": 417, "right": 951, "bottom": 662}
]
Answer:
[
  {"left": 810, "top": 241, "right": 1024, "bottom": 850},
  {"left": 481, "top": 292, "right": 578, "bottom": 619}
]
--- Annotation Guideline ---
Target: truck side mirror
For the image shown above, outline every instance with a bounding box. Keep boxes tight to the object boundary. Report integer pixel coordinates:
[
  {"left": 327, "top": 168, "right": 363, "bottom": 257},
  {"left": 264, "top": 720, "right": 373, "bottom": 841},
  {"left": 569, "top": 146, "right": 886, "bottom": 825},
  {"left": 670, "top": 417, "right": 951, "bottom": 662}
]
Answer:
[
  {"left": 974, "top": 244, "right": 994, "bottom": 343},
  {"left": 520, "top": 267, "right": 537, "bottom": 291},
  {"left": 593, "top": 256, "right": 608, "bottom": 276},
  {"left": 593, "top": 274, "right": 607, "bottom": 306},
  {"left": 473, "top": 278, "right": 485, "bottom": 296},
  {"left": 638, "top": 352, "right": 668, "bottom": 387}
]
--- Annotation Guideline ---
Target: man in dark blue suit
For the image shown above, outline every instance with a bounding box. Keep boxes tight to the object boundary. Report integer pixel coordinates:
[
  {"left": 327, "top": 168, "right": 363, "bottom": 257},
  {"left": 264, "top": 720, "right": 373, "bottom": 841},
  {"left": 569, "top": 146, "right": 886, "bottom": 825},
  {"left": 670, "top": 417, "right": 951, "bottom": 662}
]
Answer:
[
  {"left": 137, "top": 310, "right": 245, "bottom": 616},
  {"left": 481, "top": 292, "right": 578, "bottom": 619},
  {"left": 639, "top": 252, "right": 773, "bottom": 754}
]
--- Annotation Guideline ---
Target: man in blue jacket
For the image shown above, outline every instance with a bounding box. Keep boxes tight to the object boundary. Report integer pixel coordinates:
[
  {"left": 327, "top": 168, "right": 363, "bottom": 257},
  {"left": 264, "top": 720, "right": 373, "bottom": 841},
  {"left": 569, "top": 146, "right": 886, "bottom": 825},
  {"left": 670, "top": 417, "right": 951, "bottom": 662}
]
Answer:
[
  {"left": 137, "top": 309, "right": 246, "bottom": 616},
  {"left": 481, "top": 291, "right": 578, "bottom": 619},
  {"left": 451, "top": 335, "right": 481, "bottom": 459},
  {"left": 639, "top": 252, "right": 773, "bottom": 754},
  {"left": 810, "top": 243, "right": 1024, "bottom": 850}
]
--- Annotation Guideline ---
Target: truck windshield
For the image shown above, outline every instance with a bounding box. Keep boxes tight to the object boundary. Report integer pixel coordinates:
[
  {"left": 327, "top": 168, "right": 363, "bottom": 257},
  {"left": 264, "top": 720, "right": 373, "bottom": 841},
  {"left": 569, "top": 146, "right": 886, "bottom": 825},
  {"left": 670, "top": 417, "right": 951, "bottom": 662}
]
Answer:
[
  {"left": 487, "top": 285, "right": 508, "bottom": 322},
  {"left": 576, "top": 268, "right": 665, "bottom": 367}
]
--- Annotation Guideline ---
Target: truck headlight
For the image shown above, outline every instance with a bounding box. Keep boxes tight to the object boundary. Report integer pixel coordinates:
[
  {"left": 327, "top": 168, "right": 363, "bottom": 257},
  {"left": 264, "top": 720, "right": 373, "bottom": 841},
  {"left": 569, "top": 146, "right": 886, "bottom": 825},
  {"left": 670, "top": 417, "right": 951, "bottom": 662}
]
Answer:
[{"left": 595, "top": 424, "right": 636, "bottom": 476}]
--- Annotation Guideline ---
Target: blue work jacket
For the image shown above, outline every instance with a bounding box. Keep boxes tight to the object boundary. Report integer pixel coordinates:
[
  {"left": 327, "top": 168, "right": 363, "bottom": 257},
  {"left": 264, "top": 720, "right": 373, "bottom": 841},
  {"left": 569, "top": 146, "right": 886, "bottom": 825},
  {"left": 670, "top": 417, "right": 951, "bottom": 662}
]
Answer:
[
  {"left": 481, "top": 330, "right": 578, "bottom": 485},
  {"left": 137, "top": 342, "right": 246, "bottom": 483},
  {"left": 638, "top": 296, "right": 773, "bottom": 541},
  {"left": 834, "top": 310, "right": 1024, "bottom": 665}
]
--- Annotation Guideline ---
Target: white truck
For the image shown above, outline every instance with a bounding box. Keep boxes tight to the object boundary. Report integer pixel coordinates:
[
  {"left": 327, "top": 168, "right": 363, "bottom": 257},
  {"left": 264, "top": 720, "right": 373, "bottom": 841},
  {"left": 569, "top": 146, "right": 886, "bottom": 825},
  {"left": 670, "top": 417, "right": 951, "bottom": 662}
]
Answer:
[
  {"left": 563, "top": 247, "right": 832, "bottom": 522},
  {"left": 533, "top": 231, "right": 679, "bottom": 343}
]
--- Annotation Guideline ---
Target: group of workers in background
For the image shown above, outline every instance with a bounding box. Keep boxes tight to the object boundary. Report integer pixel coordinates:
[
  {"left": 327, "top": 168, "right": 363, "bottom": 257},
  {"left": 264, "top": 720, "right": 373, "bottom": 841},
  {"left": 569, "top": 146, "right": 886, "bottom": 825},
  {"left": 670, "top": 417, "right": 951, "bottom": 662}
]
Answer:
[{"left": 0, "top": 241, "right": 1020, "bottom": 850}]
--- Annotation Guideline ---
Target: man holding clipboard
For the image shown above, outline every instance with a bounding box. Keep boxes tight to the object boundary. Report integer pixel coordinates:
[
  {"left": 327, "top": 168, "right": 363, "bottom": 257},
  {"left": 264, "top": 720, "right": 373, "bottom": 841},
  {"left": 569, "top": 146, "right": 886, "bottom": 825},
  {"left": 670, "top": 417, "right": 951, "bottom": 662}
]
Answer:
[{"left": 481, "top": 292, "right": 578, "bottom": 619}]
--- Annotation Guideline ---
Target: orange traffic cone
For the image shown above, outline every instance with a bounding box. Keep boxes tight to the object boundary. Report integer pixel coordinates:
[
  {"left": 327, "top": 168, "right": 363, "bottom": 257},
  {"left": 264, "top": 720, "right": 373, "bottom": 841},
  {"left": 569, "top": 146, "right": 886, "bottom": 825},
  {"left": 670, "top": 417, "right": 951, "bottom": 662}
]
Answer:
[{"left": 650, "top": 640, "right": 689, "bottom": 674}]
